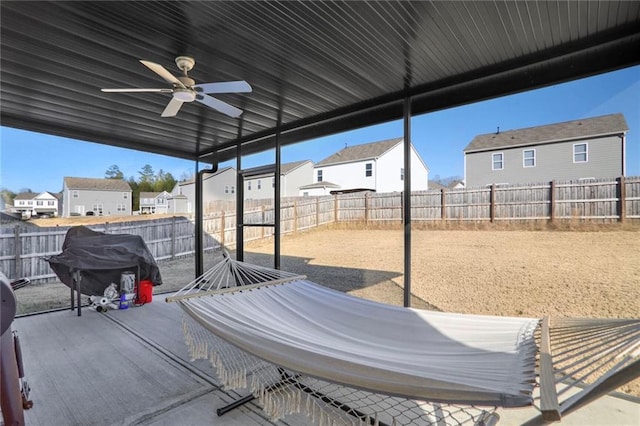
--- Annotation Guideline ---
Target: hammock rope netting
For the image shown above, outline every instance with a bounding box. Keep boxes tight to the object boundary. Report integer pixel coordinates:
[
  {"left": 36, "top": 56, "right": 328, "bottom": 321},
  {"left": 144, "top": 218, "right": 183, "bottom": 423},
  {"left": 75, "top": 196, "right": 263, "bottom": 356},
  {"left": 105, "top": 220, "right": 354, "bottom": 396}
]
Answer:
[{"left": 168, "top": 254, "right": 640, "bottom": 426}]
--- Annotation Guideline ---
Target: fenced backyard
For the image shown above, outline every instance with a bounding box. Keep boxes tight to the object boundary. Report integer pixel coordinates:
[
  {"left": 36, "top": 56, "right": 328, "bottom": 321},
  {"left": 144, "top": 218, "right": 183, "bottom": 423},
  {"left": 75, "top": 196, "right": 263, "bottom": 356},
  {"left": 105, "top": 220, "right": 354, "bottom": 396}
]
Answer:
[{"left": 2, "top": 176, "right": 639, "bottom": 282}]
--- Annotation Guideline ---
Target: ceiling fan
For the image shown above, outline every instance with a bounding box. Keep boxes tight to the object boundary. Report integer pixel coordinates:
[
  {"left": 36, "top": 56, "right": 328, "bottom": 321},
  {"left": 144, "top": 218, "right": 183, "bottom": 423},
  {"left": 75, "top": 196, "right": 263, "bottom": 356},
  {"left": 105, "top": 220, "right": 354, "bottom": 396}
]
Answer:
[{"left": 101, "top": 56, "right": 251, "bottom": 118}]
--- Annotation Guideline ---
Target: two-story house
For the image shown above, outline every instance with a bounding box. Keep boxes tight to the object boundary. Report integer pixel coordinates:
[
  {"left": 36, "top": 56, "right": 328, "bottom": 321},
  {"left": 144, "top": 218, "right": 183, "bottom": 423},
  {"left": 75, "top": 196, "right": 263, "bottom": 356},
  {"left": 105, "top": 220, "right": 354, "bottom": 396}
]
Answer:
[
  {"left": 139, "top": 191, "right": 171, "bottom": 214},
  {"left": 171, "top": 167, "right": 237, "bottom": 213},
  {"left": 311, "top": 137, "right": 429, "bottom": 194},
  {"left": 62, "top": 177, "right": 132, "bottom": 217},
  {"left": 463, "top": 113, "right": 629, "bottom": 188},
  {"left": 244, "top": 160, "right": 314, "bottom": 200},
  {"left": 12, "top": 191, "right": 60, "bottom": 218}
]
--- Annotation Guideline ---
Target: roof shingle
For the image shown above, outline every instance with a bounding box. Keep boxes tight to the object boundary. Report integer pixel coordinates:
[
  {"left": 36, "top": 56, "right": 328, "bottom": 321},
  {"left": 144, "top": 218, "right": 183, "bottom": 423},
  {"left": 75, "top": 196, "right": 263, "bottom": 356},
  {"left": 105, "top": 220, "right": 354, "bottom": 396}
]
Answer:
[
  {"left": 464, "top": 113, "right": 628, "bottom": 153},
  {"left": 64, "top": 177, "right": 132, "bottom": 191},
  {"left": 316, "top": 138, "right": 403, "bottom": 166}
]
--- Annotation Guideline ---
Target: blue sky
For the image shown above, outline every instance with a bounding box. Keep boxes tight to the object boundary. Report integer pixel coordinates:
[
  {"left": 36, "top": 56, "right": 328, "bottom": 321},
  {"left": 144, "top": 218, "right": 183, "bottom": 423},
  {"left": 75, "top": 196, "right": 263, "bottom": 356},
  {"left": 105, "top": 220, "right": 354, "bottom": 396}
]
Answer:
[{"left": 1, "top": 65, "right": 638, "bottom": 194}]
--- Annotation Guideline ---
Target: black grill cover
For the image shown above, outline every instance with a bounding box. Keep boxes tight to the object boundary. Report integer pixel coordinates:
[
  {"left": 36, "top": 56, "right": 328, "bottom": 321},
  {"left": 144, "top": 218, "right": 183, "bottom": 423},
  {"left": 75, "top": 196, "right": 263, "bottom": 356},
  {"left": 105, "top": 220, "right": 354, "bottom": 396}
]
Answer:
[{"left": 46, "top": 226, "right": 162, "bottom": 296}]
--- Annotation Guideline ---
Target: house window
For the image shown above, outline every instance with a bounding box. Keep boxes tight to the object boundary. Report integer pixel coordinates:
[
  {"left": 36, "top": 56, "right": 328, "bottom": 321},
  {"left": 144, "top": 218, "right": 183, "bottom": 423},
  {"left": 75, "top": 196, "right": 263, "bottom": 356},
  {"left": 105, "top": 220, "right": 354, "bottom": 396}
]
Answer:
[
  {"left": 247, "top": 181, "right": 252, "bottom": 190},
  {"left": 224, "top": 185, "right": 229, "bottom": 194},
  {"left": 317, "top": 170, "right": 323, "bottom": 182},
  {"left": 258, "top": 180, "right": 262, "bottom": 190},
  {"left": 231, "top": 186, "right": 235, "bottom": 194},
  {"left": 492, "top": 153, "right": 504, "bottom": 170},
  {"left": 574, "top": 143, "right": 588, "bottom": 163},
  {"left": 48, "top": 200, "right": 55, "bottom": 206},
  {"left": 365, "top": 163, "right": 372, "bottom": 177},
  {"left": 73, "top": 190, "right": 79, "bottom": 198},
  {"left": 93, "top": 203, "right": 103, "bottom": 214},
  {"left": 123, "top": 192, "right": 128, "bottom": 199},
  {"left": 400, "top": 168, "right": 405, "bottom": 181},
  {"left": 18, "top": 200, "right": 25, "bottom": 206},
  {"left": 116, "top": 204, "right": 125, "bottom": 212},
  {"left": 272, "top": 177, "right": 275, "bottom": 188},
  {"left": 523, "top": 149, "right": 536, "bottom": 167},
  {"left": 36, "top": 201, "right": 43, "bottom": 206},
  {"left": 157, "top": 198, "right": 165, "bottom": 204}
]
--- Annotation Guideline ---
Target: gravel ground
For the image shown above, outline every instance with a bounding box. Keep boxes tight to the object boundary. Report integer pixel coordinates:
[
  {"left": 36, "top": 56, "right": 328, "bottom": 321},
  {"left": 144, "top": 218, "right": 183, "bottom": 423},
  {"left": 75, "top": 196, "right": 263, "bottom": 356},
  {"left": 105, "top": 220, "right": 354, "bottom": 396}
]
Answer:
[{"left": 13, "top": 226, "right": 640, "bottom": 394}]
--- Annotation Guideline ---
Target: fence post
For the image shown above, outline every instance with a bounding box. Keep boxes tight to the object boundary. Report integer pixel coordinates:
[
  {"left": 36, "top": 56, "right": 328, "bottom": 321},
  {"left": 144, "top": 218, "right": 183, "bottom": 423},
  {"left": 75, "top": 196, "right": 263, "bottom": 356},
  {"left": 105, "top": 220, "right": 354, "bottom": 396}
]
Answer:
[
  {"left": 293, "top": 201, "right": 298, "bottom": 234},
  {"left": 549, "top": 180, "right": 556, "bottom": 223},
  {"left": 364, "top": 192, "right": 370, "bottom": 224},
  {"left": 334, "top": 194, "right": 339, "bottom": 223},
  {"left": 171, "top": 216, "right": 176, "bottom": 259},
  {"left": 14, "top": 225, "right": 22, "bottom": 279},
  {"left": 220, "top": 212, "right": 226, "bottom": 247},
  {"left": 316, "top": 197, "right": 320, "bottom": 228},
  {"left": 617, "top": 176, "right": 626, "bottom": 223},
  {"left": 441, "top": 188, "right": 446, "bottom": 221},
  {"left": 400, "top": 192, "right": 404, "bottom": 221},
  {"left": 490, "top": 184, "right": 496, "bottom": 223}
]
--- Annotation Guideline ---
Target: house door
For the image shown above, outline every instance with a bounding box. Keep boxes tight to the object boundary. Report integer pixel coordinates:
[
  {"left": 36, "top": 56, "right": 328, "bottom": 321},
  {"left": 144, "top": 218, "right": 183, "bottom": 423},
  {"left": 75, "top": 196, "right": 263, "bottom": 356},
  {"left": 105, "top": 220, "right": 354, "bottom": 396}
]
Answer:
[{"left": 75, "top": 205, "right": 85, "bottom": 215}]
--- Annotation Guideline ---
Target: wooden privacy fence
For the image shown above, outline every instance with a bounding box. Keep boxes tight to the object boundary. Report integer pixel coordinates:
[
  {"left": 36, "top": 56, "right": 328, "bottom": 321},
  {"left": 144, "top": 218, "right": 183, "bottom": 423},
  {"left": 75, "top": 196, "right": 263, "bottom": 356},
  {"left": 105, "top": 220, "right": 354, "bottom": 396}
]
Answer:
[{"left": 1, "top": 176, "right": 638, "bottom": 282}]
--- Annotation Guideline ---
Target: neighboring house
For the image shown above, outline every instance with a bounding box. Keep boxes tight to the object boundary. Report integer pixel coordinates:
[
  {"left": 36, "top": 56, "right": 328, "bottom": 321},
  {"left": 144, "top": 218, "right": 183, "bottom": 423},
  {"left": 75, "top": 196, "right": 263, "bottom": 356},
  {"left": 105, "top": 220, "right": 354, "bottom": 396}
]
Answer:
[
  {"left": 298, "top": 181, "right": 341, "bottom": 196},
  {"left": 244, "top": 160, "right": 314, "bottom": 199},
  {"left": 139, "top": 191, "right": 171, "bottom": 214},
  {"left": 313, "top": 137, "right": 429, "bottom": 193},
  {"left": 464, "top": 113, "right": 629, "bottom": 188},
  {"left": 12, "top": 191, "right": 59, "bottom": 218},
  {"left": 62, "top": 177, "right": 132, "bottom": 217},
  {"left": 167, "top": 194, "right": 188, "bottom": 214},
  {"left": 171, "top": 167, "right": 237, "bottom": 214}
]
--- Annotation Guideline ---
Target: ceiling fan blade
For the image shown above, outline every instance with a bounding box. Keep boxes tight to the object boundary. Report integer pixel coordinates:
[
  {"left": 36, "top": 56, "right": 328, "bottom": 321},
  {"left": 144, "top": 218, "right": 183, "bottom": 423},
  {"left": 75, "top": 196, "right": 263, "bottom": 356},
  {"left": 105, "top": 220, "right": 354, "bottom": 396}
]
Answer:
[
  {"left": 194, "top": 81, "right": 252, "bottom": 94},
  {"left": 140, "top": 60, "right": 186, "bottom": 89},
  {"left": 196, "top": 94, "right": 243, "bottom": 118},
  {"left": 161, "top": 98, "right": 184, "bottom": 117},
  {"left": 101, "top": 88, "right": 173, "bottom": 93}
]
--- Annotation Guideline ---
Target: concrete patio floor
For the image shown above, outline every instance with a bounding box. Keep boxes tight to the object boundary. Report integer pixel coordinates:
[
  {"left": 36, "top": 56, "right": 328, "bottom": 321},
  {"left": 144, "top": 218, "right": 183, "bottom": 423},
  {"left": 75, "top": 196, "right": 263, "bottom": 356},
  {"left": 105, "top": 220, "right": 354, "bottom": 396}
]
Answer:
[{"left": 12, "top": 294, "right": 639, "bottom": 426}]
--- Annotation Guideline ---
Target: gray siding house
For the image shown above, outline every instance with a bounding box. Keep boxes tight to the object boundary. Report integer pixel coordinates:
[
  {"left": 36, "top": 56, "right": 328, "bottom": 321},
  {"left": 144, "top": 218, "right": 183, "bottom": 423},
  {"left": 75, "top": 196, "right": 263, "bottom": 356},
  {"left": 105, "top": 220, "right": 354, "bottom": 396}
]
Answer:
[
  {"left": 171, "top": 167, "right": 237, "bottom": 214},
  {"left": 63, "top": 177, "right": 132, "bottom": 217},
  {"left": 244, "top": 160, "right": 314, "bottom": 200},
  {"left": 464, "top": 113, "right": 629, "bottom": 188},
  {"left": 139, "top": 191, "right": 170, "bottom": 214}
]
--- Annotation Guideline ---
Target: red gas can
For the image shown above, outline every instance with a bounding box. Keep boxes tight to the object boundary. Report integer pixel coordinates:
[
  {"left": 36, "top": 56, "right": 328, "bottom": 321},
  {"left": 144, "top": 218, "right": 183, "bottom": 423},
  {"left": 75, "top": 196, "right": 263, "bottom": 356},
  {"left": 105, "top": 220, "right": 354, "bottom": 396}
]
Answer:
[{"left": 136, "top": 280, "right": 153, "bottom": 304}]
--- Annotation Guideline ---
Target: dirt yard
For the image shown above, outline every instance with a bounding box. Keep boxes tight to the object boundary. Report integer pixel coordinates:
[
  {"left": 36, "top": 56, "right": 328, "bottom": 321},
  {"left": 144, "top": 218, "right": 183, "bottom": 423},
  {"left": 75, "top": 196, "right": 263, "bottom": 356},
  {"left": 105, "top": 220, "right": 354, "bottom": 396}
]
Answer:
[{"left": 245, "top": 227, "right": 640, "bottom": 319}]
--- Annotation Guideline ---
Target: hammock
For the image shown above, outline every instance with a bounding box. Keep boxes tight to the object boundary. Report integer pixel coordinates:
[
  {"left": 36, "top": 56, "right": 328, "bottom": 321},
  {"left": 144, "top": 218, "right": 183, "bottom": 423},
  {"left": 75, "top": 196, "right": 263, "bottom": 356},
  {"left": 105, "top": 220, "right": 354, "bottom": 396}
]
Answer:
[{"left": 167, "top": 255, "right": 640, "bottom": 425}]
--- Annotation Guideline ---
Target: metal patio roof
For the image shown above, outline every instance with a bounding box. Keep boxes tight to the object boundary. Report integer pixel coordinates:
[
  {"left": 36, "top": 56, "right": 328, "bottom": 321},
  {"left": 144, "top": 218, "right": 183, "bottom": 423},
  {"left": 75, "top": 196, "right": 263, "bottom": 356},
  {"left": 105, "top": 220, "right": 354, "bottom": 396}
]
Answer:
[{"left": 1, "top": 1, "right": 639, "bottom": 165}]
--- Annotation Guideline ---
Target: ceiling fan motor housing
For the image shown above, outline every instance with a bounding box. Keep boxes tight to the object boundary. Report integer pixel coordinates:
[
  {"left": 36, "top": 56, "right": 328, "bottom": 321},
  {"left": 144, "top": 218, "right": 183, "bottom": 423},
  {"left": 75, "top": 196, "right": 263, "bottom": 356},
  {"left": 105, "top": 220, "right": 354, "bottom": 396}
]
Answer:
[{"left": 174, "top": 76, "right": 196, "bottom": 102}]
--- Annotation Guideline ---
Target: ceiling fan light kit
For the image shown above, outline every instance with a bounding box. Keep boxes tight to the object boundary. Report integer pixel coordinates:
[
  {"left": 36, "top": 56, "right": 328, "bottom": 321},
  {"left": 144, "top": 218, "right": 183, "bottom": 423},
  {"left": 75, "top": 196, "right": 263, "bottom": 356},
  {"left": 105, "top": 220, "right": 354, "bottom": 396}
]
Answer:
[{"left": 101, "top": 56, "right": 251, "bottom": 118}]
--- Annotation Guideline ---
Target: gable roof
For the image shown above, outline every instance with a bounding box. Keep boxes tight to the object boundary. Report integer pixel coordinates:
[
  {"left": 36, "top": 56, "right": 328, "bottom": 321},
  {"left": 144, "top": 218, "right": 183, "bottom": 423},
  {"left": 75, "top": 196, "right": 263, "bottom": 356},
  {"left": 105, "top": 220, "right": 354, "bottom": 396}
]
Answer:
[
  {"left": 14, "top": 192, "right": 39, "bottom": 200},
  {"left": 464, "top": 113, "right": 629, "bottom": 153},
  {"left": 299, "top": 181, "right": 341, "bottom": 190},
  {"left": 281, "top": 160, "right": 313, "bottom": 175},
  {"left": 316, "top": 138, "right": 403, "bottom": 166},
  {"left": 139, "top": 192, "right": 168, "bottom": 199},
  {"left": 64, "top": 177, "right": 132, "bottom": 191}
]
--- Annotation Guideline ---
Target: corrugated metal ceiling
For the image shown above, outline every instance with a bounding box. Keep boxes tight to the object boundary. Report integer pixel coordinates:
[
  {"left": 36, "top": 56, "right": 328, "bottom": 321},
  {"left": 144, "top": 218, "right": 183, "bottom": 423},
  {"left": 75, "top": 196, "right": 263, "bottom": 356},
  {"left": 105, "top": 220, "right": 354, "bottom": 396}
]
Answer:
[{"left": 1, "top": 1, "right": 639, "bottom": 164}]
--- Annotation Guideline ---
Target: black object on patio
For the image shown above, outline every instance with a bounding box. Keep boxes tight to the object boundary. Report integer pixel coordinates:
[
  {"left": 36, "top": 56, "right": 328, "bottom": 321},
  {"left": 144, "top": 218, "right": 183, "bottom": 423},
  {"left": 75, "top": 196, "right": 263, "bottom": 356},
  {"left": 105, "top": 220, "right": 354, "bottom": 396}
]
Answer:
[{"left": 46, "top": 226, "right": 162, "bottom": 301}]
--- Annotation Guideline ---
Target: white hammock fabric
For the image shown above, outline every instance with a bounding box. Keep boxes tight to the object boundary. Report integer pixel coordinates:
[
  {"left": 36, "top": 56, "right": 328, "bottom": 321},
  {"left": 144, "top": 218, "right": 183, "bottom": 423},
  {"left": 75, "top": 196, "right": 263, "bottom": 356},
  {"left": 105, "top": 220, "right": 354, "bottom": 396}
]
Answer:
[{"left": 179, "top": 279, "right": 538, "bottom": 406}]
